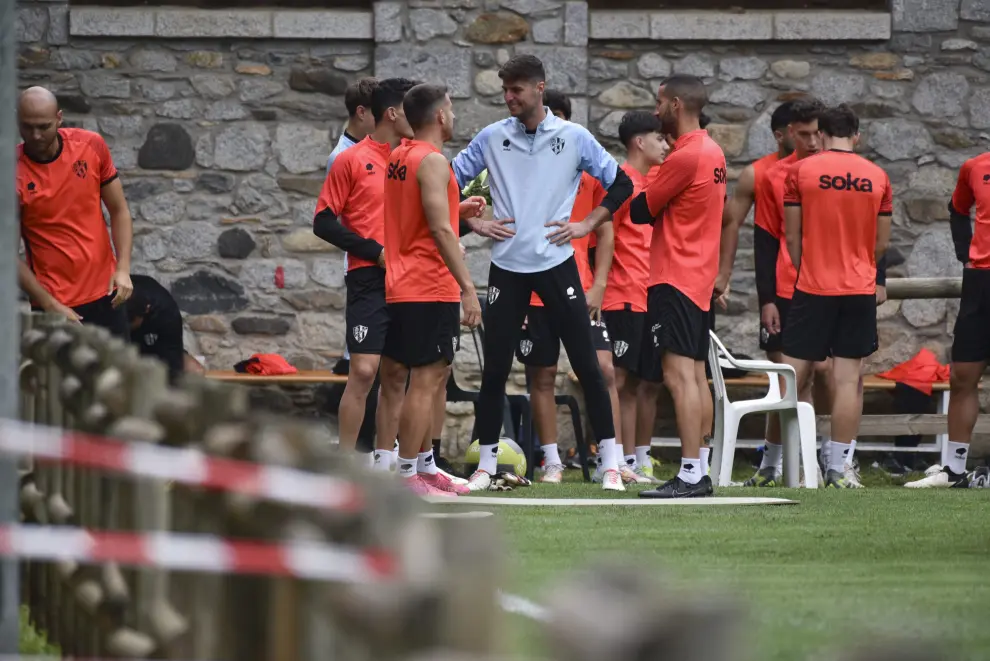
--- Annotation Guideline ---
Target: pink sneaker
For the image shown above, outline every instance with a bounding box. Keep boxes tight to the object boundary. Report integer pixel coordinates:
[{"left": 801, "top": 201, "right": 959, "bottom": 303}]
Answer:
[
  {"left": 420, "top": 471, "right": 469, "bottom": 495},
  {"left": 404, "top": 474, "right": 456, "bottom": 498}
]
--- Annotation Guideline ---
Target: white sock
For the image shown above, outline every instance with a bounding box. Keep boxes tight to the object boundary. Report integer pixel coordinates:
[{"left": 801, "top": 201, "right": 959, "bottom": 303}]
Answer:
[
  {"left": 847, "top": 439, "right": 857, "bottom": 466},
  {"left": 677, "top": 457, "right": 703, "bottom": 484},
  {"left": 635, "top": 446, "right": 650, "bottom": 468},
  {"left": 541, "top": 443, "right": 562, "bottom": 467},
  {"left": 418, "top": 450, "right": 438, "bottom": 475},
  {"left": 820, "top": 437, "right": 831, "bottom": 465},
  {"left": 946, "top": 441, "right": 969, "bottom": 474},
  {"left": 761, "top": 442, "right": 782, "bottom": 470},
  {"left": 624, "top": 454, "right": 637, "bottom": 470},
  {"left": 600, "top": 438, "right": 619, "bottom": 471},
  {"left": 595, "top": 452, "right": 603, "bottom": 472},
  {"left": 699, "top": 447, "right": 711, "bottom": 475},
  {"left": 373, "top": 450, "right": 392, "bottom": 472},
  {"left": 397, "top": 456, "right": 418, "bottom": 479},
  {"left": 478, "top": 443, "right": 499, "bottom": 475},
  {"left": 829, "top": 442, "right": 852, "bottom": 473}
]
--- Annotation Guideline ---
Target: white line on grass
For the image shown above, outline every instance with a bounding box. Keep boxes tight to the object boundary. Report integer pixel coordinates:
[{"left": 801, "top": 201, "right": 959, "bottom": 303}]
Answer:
[
  {"left": 498, "top": 591, "right": 550, "bottom": 622},
  {"left": 427, "top": 496, "right": 798, "bottom": 506}
]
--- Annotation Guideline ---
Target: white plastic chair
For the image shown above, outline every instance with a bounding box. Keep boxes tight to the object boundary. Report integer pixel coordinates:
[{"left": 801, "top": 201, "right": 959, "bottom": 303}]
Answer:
[{"left": 707, "top": 331, "right": 819, "bottom": 489}]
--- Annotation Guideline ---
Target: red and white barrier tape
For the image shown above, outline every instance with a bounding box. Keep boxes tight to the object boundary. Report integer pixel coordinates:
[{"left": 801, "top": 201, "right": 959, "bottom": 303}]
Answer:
[
  {"left": 0, "top": 524, "right": 394, "bottom": 582},
  {"left": 0, "top": 419, "right": 362, "bottom": 512}
]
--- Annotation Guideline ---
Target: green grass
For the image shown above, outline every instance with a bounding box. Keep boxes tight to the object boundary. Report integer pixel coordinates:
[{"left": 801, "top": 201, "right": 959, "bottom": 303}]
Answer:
[
  {"left": 18, "top": 606, "right": 59, "bottom": 655},
  {"left": 458, "top": 465, "right": 990, "bottom": 661}
]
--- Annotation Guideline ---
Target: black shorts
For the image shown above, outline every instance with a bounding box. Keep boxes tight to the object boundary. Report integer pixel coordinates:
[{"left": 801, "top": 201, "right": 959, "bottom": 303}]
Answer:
[
  {"left": 782, "top": 290, "right": 877, "bottom": 362},
  {"left": 758, "top": 295, "right": 791, "bottom": 353},
  {"left": 647, "top": 284, "right": 711, "bottom": 363},
  {"left": 602, "top": 308, "right": 647, "bottom": 375},
  {"left": 383, "top": 302, "right": 460, "bottom": 368},
  {"left": 32, "top": 294, "right": 129, "bottom": 339},
  {"left": 345, "top": 267, "right": 389, "bottom": 355},
  {"left": 951, "top": 268, "right": 990, "bottom": 363},
  {"left": 516, "top": 304, "right": 610, "bottom": 367}
]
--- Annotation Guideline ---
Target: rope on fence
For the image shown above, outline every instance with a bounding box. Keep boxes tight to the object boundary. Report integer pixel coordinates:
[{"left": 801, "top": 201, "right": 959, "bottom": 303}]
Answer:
[
  {"left": 0, "top": 418, "right": 363, "bottom": 512},
  {"left": 0, "top": 525, "right": 395, "bottom": 582}
]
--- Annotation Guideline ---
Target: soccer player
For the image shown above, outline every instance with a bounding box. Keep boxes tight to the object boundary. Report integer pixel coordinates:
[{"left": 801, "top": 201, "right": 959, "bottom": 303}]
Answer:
[
  {"left": 327, "top": 78, "right": 378, "bottom": 173},
  {"left": 713, "top": 102, "right": 795, "bottom": 485},
  {"left": 601, "top": 111, "right": 670, "bottom": 484},
  {"left": 905, "top": 151, "right": 990, "bottom": 488},
  {"left": 630, "top": 75, "right": 727, "bottom": 499},
  {"left": 125, "top": 274, "right": 195, "bottom": 384},
  {"left": 383, "top": 83, "right": 482, "bottom": 496},
  {"left": 781, "top": 104, "right": 892, "bottom": 490},
  {"left": 313, "top": 78, "right": 419, "bottom": 461},
  {"left": 323, "top": 77, "right": 378, "bottom": 460},
  {"left": 16, "top": 86, "right": 134, "bottom": 337},
  {"left": 742, "top": 99, "right": 826, "bottom": 485},
  {"left": 452, "top": 55, "right": 634, "bottom": 492},
  {"left": 514, "top": 89, "right": 636, "bottom": 485}
]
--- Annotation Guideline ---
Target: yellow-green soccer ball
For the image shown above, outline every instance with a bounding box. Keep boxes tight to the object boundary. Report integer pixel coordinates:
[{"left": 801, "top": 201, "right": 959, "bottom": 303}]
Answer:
[{"left": 464, "top": 438, "right": 527, "bottom": 477}]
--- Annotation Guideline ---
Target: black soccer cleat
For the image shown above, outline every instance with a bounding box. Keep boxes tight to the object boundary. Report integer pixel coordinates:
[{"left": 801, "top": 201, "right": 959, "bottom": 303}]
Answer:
[{"left": 638, "top": 475, "right": 714, "bottom": 499}]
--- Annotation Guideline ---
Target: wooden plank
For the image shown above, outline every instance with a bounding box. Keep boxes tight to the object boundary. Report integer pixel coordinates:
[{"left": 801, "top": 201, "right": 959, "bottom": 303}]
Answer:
[
  {"left": 885, "top": 277, "right": 962, "bottom": 300},
  {"left": 649, "top": 436, "right": 941, "bottom": 453},
  {"left": 816, "top": 414, "right": 990, "bottom": 436},
  {"left": 205, "top": 370, "right": 347, "bottom": 385},
  {"left": 566, "top": 371, "right": 959, "bottom": 391}
]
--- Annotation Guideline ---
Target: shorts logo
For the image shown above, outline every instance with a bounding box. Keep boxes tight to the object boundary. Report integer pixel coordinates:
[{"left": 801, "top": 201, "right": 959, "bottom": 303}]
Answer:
[
  {"left": 488, "top": 287, "right": 500, "bottom": 305},
  {"left": 144, "top": 333, "right": 158, "bottom": 346},
  {"left": 651, "top": 323, "right": 661, "bottom": 348},
  {"left": 72, "top": 160, "right": 88, "bottom": 178},
  {"left": 519, "top": 339, "right": 533, "bottom": 356},
  {"left": 614, "top": 341, "right": 628, "bottom": 357},
  {"left": 453, "top": 337, "right": 459, "bottom": 352},
  {"left": 760, "top": 326, "right": 770, "bottom": 344},
  {"left": 550, "top": 137, "right": 565, "bottom": 155},
  {"left": 602, "top": 329, "right": 609, "bottom": 341},
  {"left": 566, "top": 286, "right": 576, "bottom": 300},
  {"left": 352, "top": 325, "right": 368, "bottom": 343}
]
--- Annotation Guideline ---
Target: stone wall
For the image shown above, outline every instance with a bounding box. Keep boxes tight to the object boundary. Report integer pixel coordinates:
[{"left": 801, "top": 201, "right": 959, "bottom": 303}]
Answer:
[{"left": 14, "top": 0, "right": 990, "bottom": 455}]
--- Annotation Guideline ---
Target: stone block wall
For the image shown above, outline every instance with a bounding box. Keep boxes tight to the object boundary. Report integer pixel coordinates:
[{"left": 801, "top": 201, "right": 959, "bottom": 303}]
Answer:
[{"left": 14, "top": 0, "right": 990, "bottom": 455}]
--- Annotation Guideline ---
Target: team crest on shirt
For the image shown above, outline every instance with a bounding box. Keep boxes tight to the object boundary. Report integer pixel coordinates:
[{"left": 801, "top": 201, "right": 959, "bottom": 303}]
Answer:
[
  {"left": 352, "top": 325, "right": 368, "bottom": 343},
  {"left": 614, "top": 341, "right": 628, "bottom": 357},
  {"left": 144, "top": 334, "right": 158, "bottom": 347},
  {"left": 519, "top": 339, "right": 533, "bottom": 356},
  {"left": 550, "top": 137, "right": 565, "bottom": 155},
  {"left": 488, "top": 287, "right": 500, "bottom": 305},
  {"left": 72, "top": 160, "right": 88, "bottom": 178},
  {"left": 365, "top": 163, "right": 375, "bottom": 174}
]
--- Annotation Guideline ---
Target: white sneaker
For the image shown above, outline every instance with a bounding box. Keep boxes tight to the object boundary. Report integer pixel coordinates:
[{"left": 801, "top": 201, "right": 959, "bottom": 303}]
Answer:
[
  {"left": 601, "top": 469, "right": 625, "bottom": 492},
  {"left": 619, "top": 465, "right": 652, "bottom": 484},
  {"left": 633, "top": 466, "right": 660, "bottom": 484},
  {"left": 438, "top": 468, "right": 468, "bottom": 486},
  {"left": 905, "top": 466, "right": 968, "bottom": 488},
  {"left": 842, "top": 462, "right": 863, "bottom": 488},
  {"left": 467, "top": 470, "right": 492, "bottom": 492},
  {"left": 541, "top": 463, "right": 565, "bottom": 484}
]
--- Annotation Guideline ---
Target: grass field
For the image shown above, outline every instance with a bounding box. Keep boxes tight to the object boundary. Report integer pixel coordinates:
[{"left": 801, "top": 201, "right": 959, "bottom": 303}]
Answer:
[{"left": 456, "top": 464, "right": 990, "bottom": 661}]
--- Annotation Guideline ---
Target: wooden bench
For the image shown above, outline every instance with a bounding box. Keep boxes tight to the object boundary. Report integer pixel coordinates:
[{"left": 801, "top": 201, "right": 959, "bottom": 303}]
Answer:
[
  {"left": 566, "top": 370, "right": 982, "bottom": 457},
  {"left": 206, "top": 370, "right": 348, "bottom": 385}
]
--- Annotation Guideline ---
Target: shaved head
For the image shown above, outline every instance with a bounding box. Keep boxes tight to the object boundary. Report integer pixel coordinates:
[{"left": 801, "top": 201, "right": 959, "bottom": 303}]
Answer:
[
  {"left": 19, "top": 86, "right": 58, "bottom": 115},
  {"left": 18, "top": 86, "right": 63, "bottom": 161}
]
